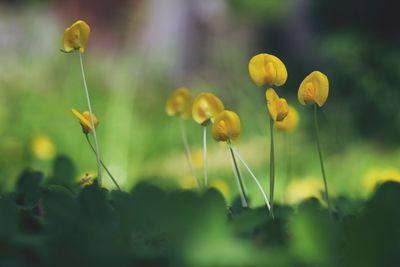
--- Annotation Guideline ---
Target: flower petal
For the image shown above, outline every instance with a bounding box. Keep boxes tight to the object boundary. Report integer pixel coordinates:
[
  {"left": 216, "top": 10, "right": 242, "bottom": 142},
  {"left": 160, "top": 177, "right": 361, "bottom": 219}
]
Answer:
[
  {"left": 212, "top": 110, "right": 241, "bottom": 142},
  {"left": 275, "top": 105, "right": 299, "bottom": 132},
  {"left": 192, "top": 92, "right": 224, "bottom": 126},
  {"left": 248, "top": 53, "right": 287, "bottom": 87},
  {"left": 298, "top": 71, "right": 329, "bottom": 107},
  {"left": 166, "top": 87, "right": 192, "bottom": 118},
  {"left": 63, "top": 20, "right": 90, "bottom": 53}
]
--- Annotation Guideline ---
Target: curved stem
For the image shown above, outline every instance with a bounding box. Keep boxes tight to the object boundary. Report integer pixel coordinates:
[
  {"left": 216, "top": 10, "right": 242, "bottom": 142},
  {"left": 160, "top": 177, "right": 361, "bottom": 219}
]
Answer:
[
  {"left": 228, "top": 140, "right": 248, "bottom": 207},
  {"left": 269, "top": 117, "right": 275, "bottom": 218},
  {"left": 79, "top": 52, "right": 102, "bottom": 186},
  {"left": 85, "top": 134, "right": 121, "bottom": 190},
  {"left": 179, "top": 118, "right": 201, "bottom": 188},
  {"left": 229, "top": 144, "right": 271, "bottom": 211},
  {"left": 203, "top": 126, "right": 208, "bottom": 187},
  {"left": 314, "top": 104, "right": 331, "bottom": 212}
]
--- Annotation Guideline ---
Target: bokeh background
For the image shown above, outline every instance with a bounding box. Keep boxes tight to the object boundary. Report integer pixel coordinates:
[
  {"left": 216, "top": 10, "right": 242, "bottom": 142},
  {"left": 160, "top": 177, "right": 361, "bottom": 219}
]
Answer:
[{"left": 0, "top": 0, "right": 399, "bottom": 205}]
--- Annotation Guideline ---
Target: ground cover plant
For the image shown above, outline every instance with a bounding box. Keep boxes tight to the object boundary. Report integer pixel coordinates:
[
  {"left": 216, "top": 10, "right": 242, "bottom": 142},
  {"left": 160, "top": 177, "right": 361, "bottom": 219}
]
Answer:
[
  {"left": 1, "top": 169, "right": 400, "bottom": 267},
  {"left": 1, "top": 2, "right": 400, "bottom": 267}
]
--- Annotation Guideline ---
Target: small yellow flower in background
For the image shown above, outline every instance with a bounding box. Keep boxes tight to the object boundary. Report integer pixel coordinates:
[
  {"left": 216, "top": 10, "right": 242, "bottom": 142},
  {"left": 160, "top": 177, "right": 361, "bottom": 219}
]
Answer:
[
  {"left": 192, "top": 92, "right": 224, "bottom": 126},
  {"left": 248, "top": 53, "right": 288, "bottom": 87},
  {"left": 212, "top": 110, "right": 241, "bottom": 142},
  {"left": 191, "top": 149, "right": 203, "bottom": 169},
  {"left": 166, "top": 87, "right": 192, "bottom": 118},
  {"left": 179, "top": 175, "right": 198, "bottom": 190},
  {"left": 31, "top": 135, "right": 55, "bottom": 160},
  {"left": 298, "top": 71, "right": 329, "bottom": 107},
  {"left": 79, "top": 172, "right": 95, "bottom": 186},
  {"left": 63, "top": 20, "right": 91, "bottom": 53},
  {"left": 286, "top": 177, "right": 323, "bottom": 205},
  {"left": 71, "top": 108, "right": 99, "bottom": 134},
  {"left": 363, "top": 168, "right": 400, "bottom": 194},
  {"left": 275, "top": 105, "right": 299, "bottom": 132},
  {"left": 210, "top": 179, "right": 230, "bottom": 199},
  {"left": 266, "top": 88, "right": 289, "bottom": 122}
]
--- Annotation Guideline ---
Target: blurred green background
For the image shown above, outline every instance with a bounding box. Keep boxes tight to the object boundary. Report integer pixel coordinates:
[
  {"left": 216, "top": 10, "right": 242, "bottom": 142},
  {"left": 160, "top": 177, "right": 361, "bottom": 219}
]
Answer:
[{"left": 0, "top": 0, "right": 399, "bottom": 205}]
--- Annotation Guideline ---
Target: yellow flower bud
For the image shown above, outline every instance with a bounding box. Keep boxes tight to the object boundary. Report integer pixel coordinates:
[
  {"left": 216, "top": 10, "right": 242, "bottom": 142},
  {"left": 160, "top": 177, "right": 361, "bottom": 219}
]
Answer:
[
  {"left": 166, "top": 87, "right": 192, "bottom": 118},
  {"left": 248, "top": 53, "right": 288, "bottom": 87},
  {"left": 275, "top": 105, "right": 299, "bottom": 132},
  {"left": 192, "top": 92, "right": 224, "bottom": 126},
  {"left": 212, "top": 110, "right": 241, "bottom": 142},
  {"left": 298, "top": 71, "right": 329, "bottom": 107},
  {"left": 71, "top": 108, "right": 99, "bottom": 134},
  {"left": 63, "top": 20, "right": 91, "bottom": 53},
  {"left": 265, "top": 88, "right": 289, "bottom": 122}
]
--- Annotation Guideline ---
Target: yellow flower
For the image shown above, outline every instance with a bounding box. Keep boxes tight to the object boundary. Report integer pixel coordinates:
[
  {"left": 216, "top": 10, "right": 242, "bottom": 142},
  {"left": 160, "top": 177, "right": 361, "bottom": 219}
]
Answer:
[
  {"left": 192, "top": 92, "right": 224, "bottom": 126},
  {"left": 31, "top": 135, "right": 56, "bottom": 160},
  {"left": 79, "top": 172, "right": 95, "bottom": 186},
  {"left": 298, "top": 71, "right": 329, "bottom": 107},
  {"left": 286, "top": 177, "right": 323, "bottom": 205},
  {"left": 275, "top": 105, "right": 299, "bottom": 132},
  {"left": 363, "top": 168, "right": 400, "bottom": 194},
  {"left": 71, "top": 108, "right": 99, "bottom": 134},
  {"left": 265, "top": 88, "right": 289, "bottom": 122},
  {"left": 179, "top": 175, "right": 198, "bottom": 189},
  {"left": 210, "top": 179, "right": 230, "bottom": 199},
  {"left": 212, "top": 110, "right": 241, "bottom": 142},
  {"left": 166, "top": 87, "right": 192, "bottom": 118},
  {"left": 63, "top": 20, "right": 91, "bottom": 53},
  {"left": 248, "top": 53, "right": 288, "bottom": 87}
]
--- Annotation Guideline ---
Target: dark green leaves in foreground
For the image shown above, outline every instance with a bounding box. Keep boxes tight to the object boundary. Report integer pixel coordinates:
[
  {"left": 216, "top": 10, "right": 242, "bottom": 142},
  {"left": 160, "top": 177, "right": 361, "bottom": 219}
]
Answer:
[{"left": 1, "top": 170, "right": 400, "bottom": 267}]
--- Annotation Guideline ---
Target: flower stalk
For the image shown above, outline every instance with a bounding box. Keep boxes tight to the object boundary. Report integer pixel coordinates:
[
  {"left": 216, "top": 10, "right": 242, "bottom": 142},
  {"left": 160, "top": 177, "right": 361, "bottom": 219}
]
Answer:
[
  {"left": 269, "top": 116, "right": 275, "bottom": 218},
  {"left": 229, "top": 144, "right": 271, "bottom": 211},
  {"left": 180, "top": 118, "right": 201, "bottom": 188},
  {"left": 228, "top": 140, "right": 248, "bottom": 208},
  {"left": 79, "top": 52, "right": 102, "bottom": 186},
  {"left": 85, "top": 134, "right": 121, "bottom": 190},
  {"left": 313, "top": 104, "right": 331, "bottom": 211},
  {"left": 203, "top": 126, "right": 208, "bottom": 187}
]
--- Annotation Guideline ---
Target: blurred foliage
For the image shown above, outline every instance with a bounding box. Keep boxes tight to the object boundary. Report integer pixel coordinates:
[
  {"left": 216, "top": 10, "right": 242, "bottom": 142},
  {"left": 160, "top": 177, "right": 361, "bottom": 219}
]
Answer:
[
  {"left": 229, "top": 0, "right": 289, "bottom": 22},
  {"left": 310, "top": 0, "right": 400, "bottom": 143},
  {"left": 0, "top": 0, "right": 399, "bottom": 216},
  {"left": 1, "top": 169, "right": 400, "bottom": 266}
]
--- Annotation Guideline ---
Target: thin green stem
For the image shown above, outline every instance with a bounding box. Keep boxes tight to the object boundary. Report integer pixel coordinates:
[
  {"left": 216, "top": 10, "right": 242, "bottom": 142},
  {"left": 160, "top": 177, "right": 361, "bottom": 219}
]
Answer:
[
  {"left": 313, "top": 104, "right": 331, "bottom": 211},
  {"left": 228, "top": 144, "right": 271, "bottom": 211},
  {"left": 228, "top": 140, "right": 248, "bottom": 208},
  {"left": 179, "top": 118, "right": 201, "bottom": 188},
  {"left": 79, "top": 52, "right": 102, "bottom": 186},
  {"left": 269, "top": 117, "right": 275, "bottom": 218},
  {"left": 203, "top": 126, "right": 208, "bottom": 187},
  {"left": 85, "top": 134, "right": 121, "bottom": 190}
]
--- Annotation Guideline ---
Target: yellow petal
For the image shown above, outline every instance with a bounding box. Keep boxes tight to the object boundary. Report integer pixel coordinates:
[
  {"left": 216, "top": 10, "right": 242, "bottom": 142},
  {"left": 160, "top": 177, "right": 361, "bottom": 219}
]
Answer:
[
  {"left": 275, "top": 98, "right": 289, "bottom": 121},
  {"left": 265, "top": 88, "right": 289, "bottom": 122},
  {"left": 248, "top": 53, "right": 288, "bottom": 87},
  {"left": 192, "top": 92, "right": 225, "bottom": 126},
  {"left": 298, "top": 71, "right": 329, "bottom": 107},
  {"left": 166, "top": 87, "right": 192, "bottom": 118},
  {"left": 265, "top": 87, "right": 279, "bottom": 103},
  {"left": 71, "top": 108, "right": 98, "bottom": 134},
  {"left": 212, "top": 110, "right": 241, "bottom": 142},
  {"left": 63, "top": 20, "right": 91, "bottom": 53},
  {"left": 82, "top": 111, "right": 99, "bottom": 127},
  {"left": 275, "top": 105, "right": 299, "bottom": 132},
  {"left": 210, "top": 179, "right": 230, "bottom": 199},
  {"left": 31, "top": 135, "right": 56, "bottom": 160}
]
